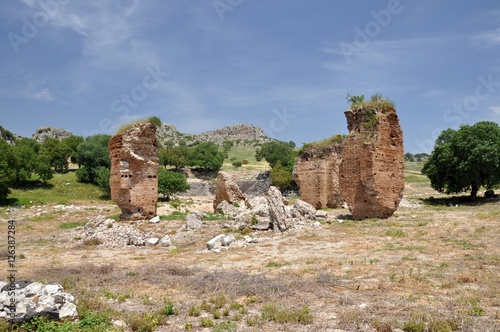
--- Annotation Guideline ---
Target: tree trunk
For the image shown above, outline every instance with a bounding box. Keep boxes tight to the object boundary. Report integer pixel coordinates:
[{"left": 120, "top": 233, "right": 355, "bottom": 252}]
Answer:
[{"left": 471, "top": 184, "right": 479, "bottom": 201}]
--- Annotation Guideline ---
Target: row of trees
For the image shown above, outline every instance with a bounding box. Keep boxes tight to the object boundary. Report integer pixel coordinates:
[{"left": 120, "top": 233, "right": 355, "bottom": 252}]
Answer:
[
  {"left": 159, "top": 141, "right": 225, "bottom": 172},
  {"left": 0, "top": 133, "right": 113, "bottom": 201},
  {"left": 4, "top": 119, "right": 496, "bottom": 203},
  {"left": 404, "top": 152, "right": 429, "bottom": 162}
]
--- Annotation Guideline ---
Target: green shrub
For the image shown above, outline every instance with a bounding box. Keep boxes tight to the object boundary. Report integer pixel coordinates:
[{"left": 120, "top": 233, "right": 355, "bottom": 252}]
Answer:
[{"left": 200, "top": 317, "right": 214, "bottom": 327}]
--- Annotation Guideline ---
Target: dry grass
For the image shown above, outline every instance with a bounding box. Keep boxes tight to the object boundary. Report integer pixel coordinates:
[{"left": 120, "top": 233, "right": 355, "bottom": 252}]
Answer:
[{"left": 1, "top": 178, "right": 499, "bottom": 331}]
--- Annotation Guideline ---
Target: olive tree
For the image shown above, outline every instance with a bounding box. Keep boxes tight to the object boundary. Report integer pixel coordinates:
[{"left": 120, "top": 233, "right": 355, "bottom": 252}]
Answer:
[{"left": 422, "top": 121, "right": 500, "bottom": 200}]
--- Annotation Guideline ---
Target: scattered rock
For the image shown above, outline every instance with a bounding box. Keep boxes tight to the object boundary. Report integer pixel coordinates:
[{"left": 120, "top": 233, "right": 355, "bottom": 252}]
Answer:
[
  {"left": 315, "top": 210, "right": 328, "bottom": 219},
  {"left": 206, "top": 234, "right": 237, "bottom": 251},
  {"left": 149, "top": 216, "right": 160, "bottom": 223},
  {"left": 113, "top": 320, "right": 127, "bottom": 328},
  {"left": 215, "top": 200, "right": 246, "bottom": 219},
  {"left": 146, "top": 238, "right": 159, "bottom": 246},
  {"left": 293, "top": 199, "right": 317, "bottom": 219},
  {"left": 159, "top": 235, "right": 172, "bottom": 247},
  {"left": 186, "top": 213, "right": 203, "bottom": 230},
  {"left": 222, "top": 234, "right": 236, "bottom": 247},
  {"left": 83, "top": 215, "right": 154, "bottom": 247},
  {"left": 0, "top": 281, "right": 77, "bottom": 323},
  {"left": 207, "top": 234, "right": 226, "bottom": 250},
  {"left": 109, "top": 120, "right": 159, "bottom": 221}
]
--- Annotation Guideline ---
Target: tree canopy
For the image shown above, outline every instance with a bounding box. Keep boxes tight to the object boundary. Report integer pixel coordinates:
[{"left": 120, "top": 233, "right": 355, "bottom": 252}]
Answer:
[
  {"left": 158, "top": 170, "right": 190, "bottom": 200},
  {"left": 188, "top": 142, "right": 225, "bottom": 172},
  {"left": 75, "top": 134, "right": 111, "bottom": 184},
  {"left": 422, "top": 121, "right": 500, "bottom": 200},
  {"left": 256, "top": 140, "right": 297, "bottom": 190},
  {"left": 256, "top": 141, "right": 296, "bottom": 170}
]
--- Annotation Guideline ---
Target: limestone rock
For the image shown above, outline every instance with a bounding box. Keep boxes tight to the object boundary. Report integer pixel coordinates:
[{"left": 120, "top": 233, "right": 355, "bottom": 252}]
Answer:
[
  {"left": 32, "top": 126, "right": 73, "bottom": 143},
  {"left": 146, "top": 238, "right": 159, "bottom": 246},
  {"left": 213, "top": 171, "right": 247, "bottom": 211},
  {"left": 339, "top": 104, "right": 404, "bottom": 220},
  {"left": 149, "top": 216, "right": 160, "bottom": 223},
  {"left": 292, "top": 141, "right": 344, "bottom": 209},
  {"left": 186, "top": 213, "right": 203, "bottom": 230},
  {"left": 293, "top": 199, "right": 317, "bottom": 219},
  {"left": 247, "top": 196, "right": 269, "bottom": 217},
  {"left": 207, "top": 234, "right": 226, "bottom": 250},
  {"left": 197, "top": 123, "right": 270, "bottom": 145},
  {"left": 215, "top": 200, "right": 247, "bottom": 219},
  {"left": 159, "top": 235, "right": 172, "bottom": 247},
  {"left": 0, "top": 281, "right": 77, "bottom": 323},
  {"left": 315, "top": 210, "right": 328, "bottom": 219},
  {"left": 206, "top": 234, "right": 237, "bottom": 251},
  {"left": 109, "top": 121, "right": 159, "bottom": 220},
  {"left": 267, "top": 186, "right": 292, "bottom": 232},
  {"left": 156, "top": 123, "right": 272, "bottom": 147}
]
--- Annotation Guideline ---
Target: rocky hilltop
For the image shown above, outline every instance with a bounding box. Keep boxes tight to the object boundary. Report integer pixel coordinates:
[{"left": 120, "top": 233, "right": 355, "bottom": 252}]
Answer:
[
  {"left": 156, "top": 123, "right": 272, "bottom": 146},
  {"left": 33, "top": 126, "right": 73, "bottom": 142},
  {"left": 0, "top": 126, "right": 20, "bottom": 145}
]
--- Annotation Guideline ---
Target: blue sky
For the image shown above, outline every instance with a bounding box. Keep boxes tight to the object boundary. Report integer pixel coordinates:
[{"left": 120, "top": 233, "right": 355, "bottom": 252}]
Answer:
[{"left": 1, "top": 0, "right": 499, "bottom": 153}]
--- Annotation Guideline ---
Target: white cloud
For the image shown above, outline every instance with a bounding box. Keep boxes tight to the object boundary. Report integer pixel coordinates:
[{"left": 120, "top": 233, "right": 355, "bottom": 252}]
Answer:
[
  {"left": 489, "top": 106, "right": 500, "bottom": 115},
  {"left": 31, "top": 88, "right": 53, "bottom": 101},
  {"left": 474, "top": 28, "right": 500, "bottom": 45}
]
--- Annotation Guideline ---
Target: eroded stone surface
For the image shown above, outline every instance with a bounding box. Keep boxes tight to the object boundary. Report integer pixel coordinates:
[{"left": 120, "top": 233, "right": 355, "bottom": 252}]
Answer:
[
  {"left": 293, "top": 142, "right": 344, "bottom": 209},
  {"left": 0, "top": 281, "right": 77, "bottom": 323},
  {"left": 109, "top": 121, "right": 159, "bottom": 220},
  {"left": 339, "top": 105, "right": 404, "bottom": 220},
  {"left": 213, "top": 171, "right": 247, "bottom": 211}
]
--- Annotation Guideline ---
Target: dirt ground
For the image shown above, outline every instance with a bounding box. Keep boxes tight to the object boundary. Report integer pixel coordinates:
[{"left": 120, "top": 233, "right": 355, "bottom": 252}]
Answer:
[{"left": 1, "top": 181, "right": 499, "bottom": 331}]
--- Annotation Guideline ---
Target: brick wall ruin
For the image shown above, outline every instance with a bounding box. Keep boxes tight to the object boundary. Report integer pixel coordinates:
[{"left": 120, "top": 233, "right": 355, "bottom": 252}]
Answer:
[
  {"left": 109, "top": 121, "right": 159, "bottom": 220},
  {"left": 339, "top": 105, "right": 405, "bottom": 220},
  {"left": 292, "top": 141, "right": 344, "bottom": 209}
]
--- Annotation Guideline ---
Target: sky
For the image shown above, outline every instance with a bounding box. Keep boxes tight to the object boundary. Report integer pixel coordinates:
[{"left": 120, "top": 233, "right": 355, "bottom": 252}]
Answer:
[{"left": 0, "top": 0, "right": 499, "bottom": 153}]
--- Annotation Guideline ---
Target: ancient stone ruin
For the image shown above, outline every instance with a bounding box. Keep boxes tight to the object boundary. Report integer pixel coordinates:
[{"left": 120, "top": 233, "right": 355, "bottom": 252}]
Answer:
[
  {"left": 109, "top": 121, "right": 159, "bottom": 220},
  {"left": 339, "top": 104, "right": 404, "bottom": 220},
  {"left": 293, "top": 137, "right": 344, "bottom": 209},
  {"left": 213, "top": 171, "right": 247, "bottom": 211}
]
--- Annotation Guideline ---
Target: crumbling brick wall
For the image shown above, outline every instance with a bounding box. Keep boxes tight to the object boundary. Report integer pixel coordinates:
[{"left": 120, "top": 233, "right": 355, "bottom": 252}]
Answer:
[
  {"left": 293, "top": 142, "right": 344, "bottom": 209},
  {"left": 109, "top": 121, "right": 159, "bottom": 220},
  {"left": 339, "top": 105, "right": 404, "bottom": 220}
]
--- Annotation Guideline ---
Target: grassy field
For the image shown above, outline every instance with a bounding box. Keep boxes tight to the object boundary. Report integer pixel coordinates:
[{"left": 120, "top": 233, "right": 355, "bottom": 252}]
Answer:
[
  {"left": 5, "top": 172, "right": 108, "bottom": 207},
  {"left": 221, "top": 145, "right": 270, "bottom": 171}
]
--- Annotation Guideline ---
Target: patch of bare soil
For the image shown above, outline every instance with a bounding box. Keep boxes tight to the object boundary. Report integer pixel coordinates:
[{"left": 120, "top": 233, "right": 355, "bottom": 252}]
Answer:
[{"left": 1, "top": 187, "right": 499, "bottom": 331}]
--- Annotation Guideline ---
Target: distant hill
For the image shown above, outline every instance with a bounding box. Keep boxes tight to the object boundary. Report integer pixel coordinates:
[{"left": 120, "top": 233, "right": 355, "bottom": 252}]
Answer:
[
  {"left": 156, "top": 123, "right": 274, "bottom": 146},
  {"left": 0, "top": 123, "right": 274, "bottom": 146}
]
